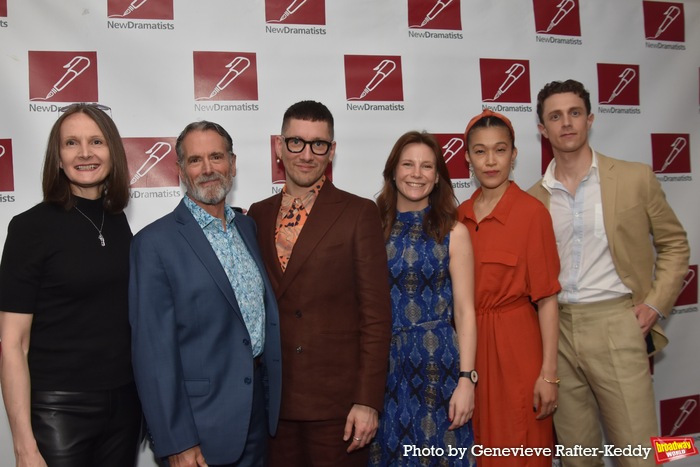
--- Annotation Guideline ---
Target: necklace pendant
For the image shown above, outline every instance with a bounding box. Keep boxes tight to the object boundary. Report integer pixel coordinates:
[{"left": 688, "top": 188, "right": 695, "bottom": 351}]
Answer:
[{"left": 98, "top": 233, "right": 106, "bottom": 247}]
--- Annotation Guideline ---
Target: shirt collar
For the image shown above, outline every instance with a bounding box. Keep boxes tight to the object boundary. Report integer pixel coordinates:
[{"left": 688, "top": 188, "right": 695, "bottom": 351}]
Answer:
[
  {"left": 281, "top": 175, "right": 325, "bottom": 208},
  {"left": 541, "top": 149, "right": 599, "bottom": 193},
  {"left": 184, "top": 195, "right": 235, "bottom": 229},
  {"left": 463, "top": 182, "right": 518, "bottom": 226}
]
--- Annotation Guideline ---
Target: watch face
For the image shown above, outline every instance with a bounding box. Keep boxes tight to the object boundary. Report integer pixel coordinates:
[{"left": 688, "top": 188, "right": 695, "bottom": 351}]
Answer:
[{"left": 470, "top": 370, "right": 478, "bottom": 384}]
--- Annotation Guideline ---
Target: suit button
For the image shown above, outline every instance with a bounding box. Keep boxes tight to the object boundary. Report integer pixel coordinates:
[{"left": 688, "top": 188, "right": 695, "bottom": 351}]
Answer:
[
  {"left": 295, "top": 310, "right": 302, "bottom": 318},
  {"left": 296, "top": 346, "right": 303, "bottom": 353},
  {"left": 244, "top": 377, "right": 252, "bottom": 384},
  {"left": 243, "top": 339, "right": 250, "bottom": 346}
]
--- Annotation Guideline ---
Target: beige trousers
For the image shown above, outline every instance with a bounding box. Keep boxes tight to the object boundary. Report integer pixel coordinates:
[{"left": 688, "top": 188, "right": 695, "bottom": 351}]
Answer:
[{"left": 554, "top": 295, "right": 658, "bottom": 467}]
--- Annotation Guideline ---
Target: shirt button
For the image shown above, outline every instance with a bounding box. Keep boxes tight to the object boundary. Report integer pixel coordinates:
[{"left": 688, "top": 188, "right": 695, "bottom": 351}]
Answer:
[
  {"left": 244, "top": 377, "right": 252, "bottom": 385},
  {"left": 295, "top": 310, "right": 302, "bottom": 318},
  {"left": 296, "top": 346, "right": 303, "bottom": 354}
]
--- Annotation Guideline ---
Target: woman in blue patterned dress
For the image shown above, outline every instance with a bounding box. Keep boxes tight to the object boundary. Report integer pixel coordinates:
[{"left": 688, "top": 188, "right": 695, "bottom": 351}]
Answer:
[{"left": 369, "top": 131, "right": 477, "bottom": 466}]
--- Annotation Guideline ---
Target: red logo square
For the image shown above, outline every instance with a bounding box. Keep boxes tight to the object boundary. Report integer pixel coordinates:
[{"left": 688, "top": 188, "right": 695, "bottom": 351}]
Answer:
[
  {"left": 540, "top": 138, "right": 554, "bottom": 176},
  {"left": 643, "top": 1, "right": 684, "bottom": 41},
  {"left": 107, "top": 0, "right": 174, "bottom": 20},
  {"left": 344, "top": 55, "right": 404, "bottom": 102},
  {"left": 597, "top": 63, "right": 640, "bottom": 106},
  {"left": 479, "top": 59, "right": 531, "bottom": 104},
  {"left": 407, "top": 0, "right": 462, "bottom": 30},
  {"left": 0, "top": 139, "right": 14, "bottom": 192},
  {"left": 651, "top": 133, "right": 691, "bottom": 174},
  {"left": 0, "top": 0, "right": 7, "bottom": 17},
  {"left": 28, "top": 51, "right": 99, "bottom": 103},
  {"left": 434, "top": 133, "right": 468, "bottom": 180},
  {"left": 660, "top": 395, "right": 700, "bottom": 436},
  {"left": 193, "top": 52, "right": 259, "bottom": 101},
  {"left": 674, "top": 265, "right": 698, "bottom": 307},
  {"left": 532, "top": 0, "right": 581, "bottom": 36},
  {"left": 125, "top": 137, "right": 179, "bottom": 188},
  {"left": 265, "top": 0, "right": 325, "bottom": 25},
  {"left": 270, "top": 135, "right": 332, "bottom": 184}
]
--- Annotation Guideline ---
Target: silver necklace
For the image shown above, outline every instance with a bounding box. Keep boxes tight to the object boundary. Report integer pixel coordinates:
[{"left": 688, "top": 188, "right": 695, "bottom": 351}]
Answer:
[{"left": 74, "top": 205, "right": 106, "bottom": 247}]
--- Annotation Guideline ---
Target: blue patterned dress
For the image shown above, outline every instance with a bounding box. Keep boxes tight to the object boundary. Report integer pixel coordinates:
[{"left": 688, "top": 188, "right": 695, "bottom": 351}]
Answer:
[{"left": 369, "top": 208, "right": 475, "bottom": 467}]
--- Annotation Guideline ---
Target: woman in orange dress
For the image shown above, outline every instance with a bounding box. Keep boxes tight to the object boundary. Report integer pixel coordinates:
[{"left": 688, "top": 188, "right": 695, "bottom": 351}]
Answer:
[{"left": 457, "top": 110, "right": 560, "bottom": 466}]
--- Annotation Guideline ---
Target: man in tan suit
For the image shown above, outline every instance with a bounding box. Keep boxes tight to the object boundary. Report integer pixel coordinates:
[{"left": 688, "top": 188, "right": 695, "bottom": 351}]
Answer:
[
  {"left": 528, "top": 80, "right": 689, "bottom": 467},
  {"left": 248, "top": 100, "right": 391, "bottom": 467}
]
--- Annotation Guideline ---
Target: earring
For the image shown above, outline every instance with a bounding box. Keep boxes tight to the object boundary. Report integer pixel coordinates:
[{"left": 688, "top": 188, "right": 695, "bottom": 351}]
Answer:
[
  {"left": 469, "top": 166, "right": 475, "bottom": 179},
  {"left": 276, "top": 158, "right": 281, "bottom": 164}
]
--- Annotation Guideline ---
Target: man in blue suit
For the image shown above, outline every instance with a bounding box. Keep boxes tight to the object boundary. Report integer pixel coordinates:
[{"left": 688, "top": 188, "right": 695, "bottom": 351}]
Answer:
[{"left": 129, "top": 121, "right": 281, "bottom": 467}]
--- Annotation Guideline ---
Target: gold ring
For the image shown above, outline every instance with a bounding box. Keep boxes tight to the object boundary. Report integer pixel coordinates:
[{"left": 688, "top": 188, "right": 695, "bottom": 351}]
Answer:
[{"left": 354, "top": 437, "right": 361, "bottom": 441}]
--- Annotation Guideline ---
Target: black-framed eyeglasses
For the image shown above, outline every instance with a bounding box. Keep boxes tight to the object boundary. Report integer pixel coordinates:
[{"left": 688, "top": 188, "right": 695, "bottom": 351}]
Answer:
[
  {"left": 282, "top": 136, "right": 333, "bottom": 156},
  {"left": 58, "top": 103, "right": 112, "bottom": 117}
]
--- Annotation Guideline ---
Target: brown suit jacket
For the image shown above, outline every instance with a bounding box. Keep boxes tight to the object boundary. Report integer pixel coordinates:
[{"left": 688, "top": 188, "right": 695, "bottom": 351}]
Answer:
[
  {"left": 528, "top": 153, "right": 690, "bottom": 354},
  {"left": 248, "top": 181, "right": 391, "bottom": 420}
]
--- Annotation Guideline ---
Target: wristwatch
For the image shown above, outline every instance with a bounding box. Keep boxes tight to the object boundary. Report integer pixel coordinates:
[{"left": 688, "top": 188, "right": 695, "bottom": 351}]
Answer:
[{"left": 459, "top": 370, "right": 478, "bottom": 384}]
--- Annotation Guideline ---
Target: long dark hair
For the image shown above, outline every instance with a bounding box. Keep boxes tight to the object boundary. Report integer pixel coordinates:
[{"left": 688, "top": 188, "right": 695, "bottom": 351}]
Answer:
[
  {"left": 42, "top": 103, "right": 130, "bottom": 213},
  {"left": 376, "top": 131, "right": 457, "bottom": 243}
]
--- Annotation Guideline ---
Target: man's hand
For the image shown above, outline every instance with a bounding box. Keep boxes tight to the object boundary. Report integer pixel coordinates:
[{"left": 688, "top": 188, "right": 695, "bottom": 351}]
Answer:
[
  {"left": 343, "top": 404, "right": 378, "bottom": 453},
  {"left": 634, "top": 303, "right": 659, "bottom": 336},
  {"left": 168, "top": 446, "right": 208, "bottom": 467}
]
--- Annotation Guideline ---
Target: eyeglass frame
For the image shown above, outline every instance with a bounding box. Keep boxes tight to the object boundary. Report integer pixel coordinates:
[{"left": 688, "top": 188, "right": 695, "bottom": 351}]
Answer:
[
  {"left": 58, "top": 103, "right": 112, "bottom": 117},
  {"left": 281, "top": 135, "right": 334, "bottom": 156}
]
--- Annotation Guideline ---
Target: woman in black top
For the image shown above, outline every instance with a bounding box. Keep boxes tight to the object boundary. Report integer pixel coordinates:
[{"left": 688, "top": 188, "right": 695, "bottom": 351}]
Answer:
[{"left": 0, "top": 103, "right": 141, "bottom": 467}]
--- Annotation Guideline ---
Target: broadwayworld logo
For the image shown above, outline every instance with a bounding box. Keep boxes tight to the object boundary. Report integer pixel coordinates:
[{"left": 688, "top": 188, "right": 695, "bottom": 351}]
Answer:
[{"left": 651, "top": 437, "right": 698, "bottom": 464}]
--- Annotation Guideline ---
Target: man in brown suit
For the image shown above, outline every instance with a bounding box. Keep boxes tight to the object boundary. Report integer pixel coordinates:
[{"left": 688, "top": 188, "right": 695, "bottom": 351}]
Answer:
[
  {"left": 528, "top": 79, "right": 689, "bottom": 467},
  {"left": 248, "top": 100, "right": 391, "bottom": 467}
]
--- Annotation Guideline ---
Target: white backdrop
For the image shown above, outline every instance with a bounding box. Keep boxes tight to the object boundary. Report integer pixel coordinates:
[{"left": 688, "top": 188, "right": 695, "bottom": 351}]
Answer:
[{"left": 0, "top": 1, "right": 698, "bottom": 465}]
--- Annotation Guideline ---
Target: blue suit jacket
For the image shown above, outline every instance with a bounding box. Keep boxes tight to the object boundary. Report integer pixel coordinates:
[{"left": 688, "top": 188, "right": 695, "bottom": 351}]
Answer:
[{"left": 129, "top": 199, "right": 281, "bottom": 464}]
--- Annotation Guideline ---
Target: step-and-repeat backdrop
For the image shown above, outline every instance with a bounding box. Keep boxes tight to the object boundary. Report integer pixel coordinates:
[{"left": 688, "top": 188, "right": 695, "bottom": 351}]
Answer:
[{"left": 0, "top": 1, "right": 698, "bottom": 465}]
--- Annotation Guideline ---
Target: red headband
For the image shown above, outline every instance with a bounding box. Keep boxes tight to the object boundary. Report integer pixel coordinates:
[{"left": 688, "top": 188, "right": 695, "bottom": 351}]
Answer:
[{"left": 464, "top": 109, "right": 515, "bottom": 142}]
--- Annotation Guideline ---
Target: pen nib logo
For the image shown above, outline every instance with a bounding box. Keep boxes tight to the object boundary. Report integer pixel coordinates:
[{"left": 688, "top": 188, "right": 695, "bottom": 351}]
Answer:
[
  {"left": 600, "top": 67, "right": 636, "bottom": 104},
  {"left": 196, "top": 57, "right": 251, "bottom": 101},
  {"left": 536, "top": 0, "right": 575, "bottom": 34},
  {"left": 109, "top": 0, "right": 149, "bottom": 18},
  {"left": 268, "top": 0, "right": 307, "bottom": 22},
  {"left": 31, "top": 56, "right": 91, "bottom": 101},
  {"left": 647, "top": 5, "right": 681, "bottom": 40},
  {"left": 483, "top": 63, "right": 525, "bottom": 102},
  {"left": 130, "top": 141, "right": 172, "bottom": 185},
  {"left": 410, "top": 0, "right": 453, "bottom": 28},
  {"left": 348, "top": 59, "right": 397, "bottom": 100}
]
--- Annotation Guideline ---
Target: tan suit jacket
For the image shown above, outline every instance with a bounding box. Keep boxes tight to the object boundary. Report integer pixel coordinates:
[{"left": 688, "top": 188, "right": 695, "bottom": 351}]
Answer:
[
  {"left": 248, "top": 181, "right": 392, "bottom": 420},
  {"left": 528, "top": 153, "right": 690, "bottom": 354}
]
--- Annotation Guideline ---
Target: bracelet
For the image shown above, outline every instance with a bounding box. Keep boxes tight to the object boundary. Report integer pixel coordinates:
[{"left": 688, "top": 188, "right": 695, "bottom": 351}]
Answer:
[{"left": 543, "top": 377, "right": 560, "bottom": 385}]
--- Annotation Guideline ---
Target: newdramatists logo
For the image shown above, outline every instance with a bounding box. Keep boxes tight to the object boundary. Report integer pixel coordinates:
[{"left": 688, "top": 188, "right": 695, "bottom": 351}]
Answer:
[
  {"left": 344, "top": 55, "right": 405, "bottom": 111},
  {"left": 660, "top": 394, "right": 700, "bottom": 437},
  {"left": 672, "top": 265, "right": 698, "bottom": 315},
  {"left": 107, "top": 0, "right": 174, "bottom": 29},
  {"left": 28, "top": 51, "right": 98, "bottom": 108},
  {"left": 532, "top": 0, "right": 582, "bottom": 44},
  {"left": 193, "top": 52, "right": 259, "bottom": 112},
  {"left": 125, "top": 138, "right": 181, "bottom": 199},
  {"left": 0, "top": 139, "right": 16, "bottom": 200},
  {"left": 651, "top": 133, "right": 692, "bottom": 182},
  {"left": 265, "top": 0, "right": 326, "bottom": 35},
  {"left": 269, "top": 135, "right": 332, "bottom": 191},
  {"left": 434, "top": 133, "right": 471, "bottom": 191},
  {"left": 643, "top": 1, "right": 685, "bottom": 50},
  {"left": 407, "top": 0, "right": 463, "bottom": 39},
  {"left": 596, "top": 63, "right": 641, "bottom": 115},
  {"left": 479, "top": 59, "right": 532, "bottom": 113}
]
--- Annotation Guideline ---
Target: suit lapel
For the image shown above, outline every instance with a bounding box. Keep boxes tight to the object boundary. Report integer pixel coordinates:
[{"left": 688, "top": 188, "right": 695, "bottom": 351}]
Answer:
[
  {"left": 174, "top": 200, "right": 244, "bottom": 321},
  {"left": 275, "top": 182, "right": 345, "bottom": 298},
  {"left": 597, "top": 154, "right": 618, "bottom": 258}
]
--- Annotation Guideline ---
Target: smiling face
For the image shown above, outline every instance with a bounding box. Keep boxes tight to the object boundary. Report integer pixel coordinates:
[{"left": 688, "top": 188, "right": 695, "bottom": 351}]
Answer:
[
  {"left": 178, "top": 129, "right": 235, "bottom": 211},
  {"left": 58, "top": 112, "right": 113, "bottom": 199},
  {"left": 394, "top": 142, "right": 439, "bottom": 212},
  {"left": 466, "top": 125, "right": 517, "bottom": 191},
  {"left": 277, "top": 118, "right": 335, "bottom": 198},
  {"left": 538, "top": 91, "right": 594, "bottom": 156}
]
